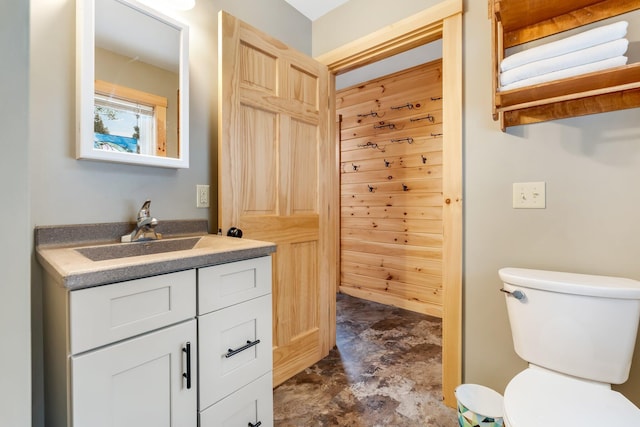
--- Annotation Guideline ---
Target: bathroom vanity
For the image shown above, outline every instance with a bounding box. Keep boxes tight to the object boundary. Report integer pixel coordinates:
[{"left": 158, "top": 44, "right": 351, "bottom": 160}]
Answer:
[{"left": 36, "top": 220, "right": 275, "bottom": 427}]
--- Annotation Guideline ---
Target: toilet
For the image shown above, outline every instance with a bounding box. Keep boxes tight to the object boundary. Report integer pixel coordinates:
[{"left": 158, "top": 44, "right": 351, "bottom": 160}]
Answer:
[{"left": 499, "top": 267, "right": 640, "bottom": 426}]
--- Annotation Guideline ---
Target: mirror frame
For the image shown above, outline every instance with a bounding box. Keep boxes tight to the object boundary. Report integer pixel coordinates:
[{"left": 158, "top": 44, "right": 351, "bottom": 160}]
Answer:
[{"left": 76, "top": 0, "right": 189, "bottom": 168}]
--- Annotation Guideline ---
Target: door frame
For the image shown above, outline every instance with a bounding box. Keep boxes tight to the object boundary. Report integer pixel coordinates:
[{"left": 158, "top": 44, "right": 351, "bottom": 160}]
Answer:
[{"left": 316, "top": 0, "right": 463, "bottom": 407}]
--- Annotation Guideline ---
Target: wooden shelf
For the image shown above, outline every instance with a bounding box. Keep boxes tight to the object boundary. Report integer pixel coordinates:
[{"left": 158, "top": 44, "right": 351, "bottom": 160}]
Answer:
[
  {"left": 491, "top": 0, "right": 640, "bottom": 129},
  {"left": 496, "top": 63, "right": 640, "bottom": 109}
]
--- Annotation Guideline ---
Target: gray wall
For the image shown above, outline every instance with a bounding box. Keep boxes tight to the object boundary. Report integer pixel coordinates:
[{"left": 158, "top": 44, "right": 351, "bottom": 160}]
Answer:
[
  {"left": 17, "top": 0, "right": 640, "bottom": 424},
  {"left": 315, "top": 0, "right": 640, "bottom": 405},
  {"left": 1, "top": 1, "right": 31, "bottom": 426},
  {"left": 28, "top": 0, "right": 309, "bottom": 424}
]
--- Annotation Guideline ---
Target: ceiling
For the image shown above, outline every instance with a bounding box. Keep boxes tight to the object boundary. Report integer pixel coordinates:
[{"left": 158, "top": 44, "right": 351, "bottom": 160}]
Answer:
[{"left": 284, "top": 0, "right": 349, "bottom": 21}]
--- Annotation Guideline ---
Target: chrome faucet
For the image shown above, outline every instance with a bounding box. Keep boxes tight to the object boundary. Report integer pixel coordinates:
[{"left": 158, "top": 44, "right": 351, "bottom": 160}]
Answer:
[{"left": 121, "top": 200, "right": 162, "bottom": 242}]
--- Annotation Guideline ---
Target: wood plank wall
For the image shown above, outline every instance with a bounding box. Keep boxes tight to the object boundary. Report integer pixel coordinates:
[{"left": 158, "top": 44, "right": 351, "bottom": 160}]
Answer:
[{"left": 338, "top": 60, "right": 444, "bottom": 318}]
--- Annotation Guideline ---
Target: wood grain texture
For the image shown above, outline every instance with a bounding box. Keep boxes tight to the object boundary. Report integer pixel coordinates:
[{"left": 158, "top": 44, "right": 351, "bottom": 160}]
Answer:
[
  {"left": 341, "top": 247, "right": 441, "bottom": 270},
  {"left": 491, "top": 0, "right": 640, "bottom": 128},
  {"left": 339, "top": 286, "right": 443, "bottom": 318},
  {"left": 441, "top": 12, "right": 463, "bottom": 407},
  {"left": 503, "top": 87, "right": 640, "bottom": 126},
  {"left": 498, "top": 0, "right": 638, "bottom": 47},
  {"left": 218, "top": 11, "right": 334, "bottom": 388},
  {"left": 338, "top": 61, "right": 445, "bottom": 319},
  {"left": 319, "top": 0, "right": 463, "bottom": 407},
  {"left": 496, "top": 64, "right": 640, "bottom": 110}
]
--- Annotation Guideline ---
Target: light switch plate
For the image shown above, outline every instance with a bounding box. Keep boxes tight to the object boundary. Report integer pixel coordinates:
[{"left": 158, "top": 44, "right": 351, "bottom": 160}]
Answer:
[
  {"left": 513, "top": 182, "right": 545, "bottom": 209},
  {"left": 196, "top": 185, "right": 210, "bottom": 208}
]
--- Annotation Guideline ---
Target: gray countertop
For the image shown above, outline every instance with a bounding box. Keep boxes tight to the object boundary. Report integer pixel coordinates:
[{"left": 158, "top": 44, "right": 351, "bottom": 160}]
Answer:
[{"left": 35, "top": 220, "right": 276, "bottom": 290}]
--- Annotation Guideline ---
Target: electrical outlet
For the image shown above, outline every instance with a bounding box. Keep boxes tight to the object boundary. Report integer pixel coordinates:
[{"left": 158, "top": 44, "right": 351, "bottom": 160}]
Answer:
[
  {"left": 513, "top": 182, "right": 545, "bottom": 209},
  {"left": 196, "top": 185, "right": 210, "bottom": 208}
]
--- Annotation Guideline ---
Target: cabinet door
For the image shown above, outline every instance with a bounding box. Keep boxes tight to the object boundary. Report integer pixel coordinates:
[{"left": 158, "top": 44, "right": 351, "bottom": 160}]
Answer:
[
  {"left": 71, "top": 320, "right": 196, "bottom": 427},
  {"left": 199, "top": 372, "right": 273, "bottom": 427}
]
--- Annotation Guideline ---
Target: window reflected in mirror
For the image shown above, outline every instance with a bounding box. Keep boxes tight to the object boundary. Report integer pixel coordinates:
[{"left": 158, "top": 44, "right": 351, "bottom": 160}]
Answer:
[{"left": 94, "top": 80, "right": 169, "bottom": 156}]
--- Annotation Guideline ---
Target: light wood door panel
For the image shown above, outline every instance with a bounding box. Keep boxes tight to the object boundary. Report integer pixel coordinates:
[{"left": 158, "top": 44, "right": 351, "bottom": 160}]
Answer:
[{"left": 218, "top": 11, "right": 335, "bottom": 387}]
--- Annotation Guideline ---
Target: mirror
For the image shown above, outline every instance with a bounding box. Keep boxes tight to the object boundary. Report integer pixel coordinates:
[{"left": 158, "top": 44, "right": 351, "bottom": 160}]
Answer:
[{"left": 77, "top": 0, "right": 189, "bottom": 168}]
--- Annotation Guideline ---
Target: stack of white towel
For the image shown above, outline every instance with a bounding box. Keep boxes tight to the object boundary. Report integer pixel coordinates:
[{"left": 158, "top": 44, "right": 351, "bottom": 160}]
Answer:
[{"left": 500, "top": 21, "right": 629, "bottom": 92}]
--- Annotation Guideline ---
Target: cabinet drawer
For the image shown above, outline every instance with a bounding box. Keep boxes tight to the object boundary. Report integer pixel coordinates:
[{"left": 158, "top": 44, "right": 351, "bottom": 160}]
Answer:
[
  {"left": 199, "top": 371, "right": 273, "bottom": 427},
  {"left": 70, "top": 269, "right": 196, "bottom": 354},
  {"left": 198, "top": 256, "right": 271, "bottom": 315},
  {"left": 199, "top": 294, "right": 272, "bottom": 408}
]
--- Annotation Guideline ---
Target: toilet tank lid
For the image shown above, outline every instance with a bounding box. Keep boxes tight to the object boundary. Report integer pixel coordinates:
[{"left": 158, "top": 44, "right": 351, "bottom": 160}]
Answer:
[{"left": 499, "top": 268, "right": 640, "bottom": 299}]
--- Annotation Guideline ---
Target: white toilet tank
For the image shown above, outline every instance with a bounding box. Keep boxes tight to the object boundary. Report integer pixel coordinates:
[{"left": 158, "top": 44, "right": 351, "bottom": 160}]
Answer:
[{"left": 499, "top": 268, "right": 640, "bottom": 384}]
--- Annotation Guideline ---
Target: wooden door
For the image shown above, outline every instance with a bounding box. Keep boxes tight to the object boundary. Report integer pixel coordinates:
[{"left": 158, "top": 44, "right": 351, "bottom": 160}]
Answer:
[
  {"left": 218, "top": 11, "right": 335, "bottom": 387},
  {"left": 338, "top": 61, "right": 445, "bottom": 318}
]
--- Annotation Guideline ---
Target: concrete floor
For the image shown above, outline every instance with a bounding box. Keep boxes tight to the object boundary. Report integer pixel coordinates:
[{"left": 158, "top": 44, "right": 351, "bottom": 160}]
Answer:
[{"left": 273, "top": 293, "right": 458, "bottom": 426}]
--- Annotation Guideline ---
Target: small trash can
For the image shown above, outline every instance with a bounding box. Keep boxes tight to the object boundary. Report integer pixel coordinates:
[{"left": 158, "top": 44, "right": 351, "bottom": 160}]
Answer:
[{"left": 455, "top": 384, "right": 504, "bottom": 427}]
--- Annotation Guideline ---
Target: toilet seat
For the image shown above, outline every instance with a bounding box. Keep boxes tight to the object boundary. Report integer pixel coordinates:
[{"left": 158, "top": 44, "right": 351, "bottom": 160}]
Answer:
[{"left": 503, "top": 367, "right": 640, "bottom": 427}]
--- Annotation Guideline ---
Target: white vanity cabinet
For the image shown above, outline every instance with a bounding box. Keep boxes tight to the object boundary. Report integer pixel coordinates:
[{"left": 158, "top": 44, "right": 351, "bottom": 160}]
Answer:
[
  {"left": 43, "top": 269, "right": 197, "bottom": 427},
  {"left": 197, "top": 255, "right": 274, "bottom": 427},
  {"left": 37, "top": 223, "right": 277, "bottom": 427}
]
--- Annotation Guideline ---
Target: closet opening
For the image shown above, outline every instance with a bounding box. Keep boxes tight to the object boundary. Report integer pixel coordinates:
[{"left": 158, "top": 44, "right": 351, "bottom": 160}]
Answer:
[{"left": 317, "top": 0, "right": 463, "bottom": 406}]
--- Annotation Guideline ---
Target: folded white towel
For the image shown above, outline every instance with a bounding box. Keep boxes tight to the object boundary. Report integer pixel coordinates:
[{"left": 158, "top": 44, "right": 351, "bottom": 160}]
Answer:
[
  {"left": 501, "top": 21, "right": 628, "bottom": 72},
  {"left": 500, "top": 38, "right": 629, "bottom": 86},
  {"left": 500, "top": 56, "right": 628, "bottom": 92}
]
